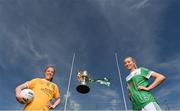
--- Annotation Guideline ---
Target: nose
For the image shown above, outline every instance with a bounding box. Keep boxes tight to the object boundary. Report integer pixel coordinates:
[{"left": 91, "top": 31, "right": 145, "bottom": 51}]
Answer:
[
  {"left": 50, "top": 72, "right": 54, "bottom": 75},
  {"left": 124, "top": 63, "right": 128, "bottom": 67}
]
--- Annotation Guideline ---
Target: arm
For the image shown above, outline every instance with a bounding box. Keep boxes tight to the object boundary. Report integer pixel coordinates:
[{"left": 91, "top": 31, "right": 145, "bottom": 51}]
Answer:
[
  {"left": 48, "top": 97, "right": 61, "bottom": 109},
  {"left": 48, "top": 84, "right": 61, "bottom": 109},
  {"left": 53, "top": 97, "right": 61, "bottom": 108},
  {"left": 128, "top": 89, "right": 132, "bottom": 101},
  {"left": 15, "top": 82, "right": 28, "bottom": 102},
  {"left": 138, "top": 72, "right": 166, "bottom": 91}
]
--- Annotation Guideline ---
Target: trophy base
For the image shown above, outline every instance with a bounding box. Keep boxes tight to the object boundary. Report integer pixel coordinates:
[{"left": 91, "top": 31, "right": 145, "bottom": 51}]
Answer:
[{"left": 76, "top": 85, "right": 90, "bottom": 94}]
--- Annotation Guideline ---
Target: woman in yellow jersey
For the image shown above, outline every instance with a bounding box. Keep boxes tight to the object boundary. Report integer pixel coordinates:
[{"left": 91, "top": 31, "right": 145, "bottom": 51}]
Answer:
[{"left": 15, "top": 65, "right": 61, "bottom": 111}]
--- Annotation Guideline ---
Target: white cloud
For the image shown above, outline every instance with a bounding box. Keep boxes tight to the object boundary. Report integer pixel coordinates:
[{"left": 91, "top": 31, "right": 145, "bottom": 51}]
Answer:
[
  {"left": 104, "top": 89, "right": 119, "bottom": 97},
  {"left": 93, "top": 88, "right": 119, "bottom": 99},
  {"left": 69, "top": 99, "right": 81, "bottom": 111},
  {"left": 110, "top": 99, "right": 121, "bottom": 110},
  {"left": 156, "top": 86, "right": 174, "bottom": 99},
  {"left": 0, "top": 0, "right": 178, "bottom": 110},
  {"left": 0, "top": 59, "right": 6, "bottom": 70},
  {"left": 157, "top": 54, "right": 180, "bottom": 80},
  {"left": 63, "top": 92, "right": 81, "bottom": 110},
  {"left": 131, "top": 0, "right": 150, "bottom": 9},
  {"left": 88, "top": 0, "right": 163, "bottom": 66},
  {"left": 153, "top": 54, "right": 180, "bottom": 104},
  {"left": 25, "top": 26, "right": 48, "bottom": 60},
  {"left": 64, "top": 92, "right": 71, "bottom": 99}
]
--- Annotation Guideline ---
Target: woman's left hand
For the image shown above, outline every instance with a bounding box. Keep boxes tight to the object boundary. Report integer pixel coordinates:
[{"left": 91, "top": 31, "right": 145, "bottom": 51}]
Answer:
[
  {"left": 137, "top": 86, "right": 150, "bottom": 91},
  {"left": 48, "top": 102, "right": 55, "bottom": 109}
]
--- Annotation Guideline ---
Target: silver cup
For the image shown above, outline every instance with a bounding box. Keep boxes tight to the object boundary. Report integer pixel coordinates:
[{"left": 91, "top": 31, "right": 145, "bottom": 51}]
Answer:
[{"left": 76, "top": 70, "right": 90, "bottom": 94}]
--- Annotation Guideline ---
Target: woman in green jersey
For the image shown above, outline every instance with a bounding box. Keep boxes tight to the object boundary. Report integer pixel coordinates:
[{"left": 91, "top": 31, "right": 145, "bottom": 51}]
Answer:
[{"left": 124, "top": 56, "right": 166, "bottom": 111}]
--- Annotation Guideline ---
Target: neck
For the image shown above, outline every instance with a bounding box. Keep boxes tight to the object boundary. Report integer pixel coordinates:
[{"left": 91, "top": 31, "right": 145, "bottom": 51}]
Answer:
[
  {"left": 130, "top": 67, "right": 137, "bottom": 72},
  {"left": 44, "top": 78, "right": 51, "bottom": 81}
]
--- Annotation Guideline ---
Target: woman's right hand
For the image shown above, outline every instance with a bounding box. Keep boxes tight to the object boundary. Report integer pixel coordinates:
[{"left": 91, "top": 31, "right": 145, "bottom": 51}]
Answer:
[{"left": 16, "top": 94, "right": 27, "bottom": 104}]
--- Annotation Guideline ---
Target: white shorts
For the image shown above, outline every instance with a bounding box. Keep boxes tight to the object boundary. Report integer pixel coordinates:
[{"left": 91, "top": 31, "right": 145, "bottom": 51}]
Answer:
[{"left": 141, "top": 102, "right": 162, "bottom": 111}]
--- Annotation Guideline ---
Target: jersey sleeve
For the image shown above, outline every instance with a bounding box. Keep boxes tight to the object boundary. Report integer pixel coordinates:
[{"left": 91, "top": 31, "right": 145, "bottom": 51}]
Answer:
[
  {"left": 27, "top": 78, "right": 39, "bottom": 89},
  {"left": 54, "top": 84, "right": 60, "bottom": 99},
  {"left": 141, "top": 67, "right": 154, "bottom": 79}
]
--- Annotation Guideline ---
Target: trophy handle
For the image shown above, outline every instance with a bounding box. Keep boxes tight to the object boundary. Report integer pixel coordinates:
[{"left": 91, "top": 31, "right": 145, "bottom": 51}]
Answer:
[{"left": 77, "top": 73, "right": 82, "bottom": 81}]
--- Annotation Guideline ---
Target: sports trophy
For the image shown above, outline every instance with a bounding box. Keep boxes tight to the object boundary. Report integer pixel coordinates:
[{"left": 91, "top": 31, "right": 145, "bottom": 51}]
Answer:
[
  {"left": 76, "top": 70, "right": 110, "bottom": 94},
  {"left": 76, "top": 70, "right": 90, "bottom": 94}
]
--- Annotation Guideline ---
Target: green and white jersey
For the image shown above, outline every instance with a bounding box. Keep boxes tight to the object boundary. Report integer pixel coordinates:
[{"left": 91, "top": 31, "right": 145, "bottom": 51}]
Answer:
[{"left": 126, "top": 67, "right": 157, "bottom": 110}]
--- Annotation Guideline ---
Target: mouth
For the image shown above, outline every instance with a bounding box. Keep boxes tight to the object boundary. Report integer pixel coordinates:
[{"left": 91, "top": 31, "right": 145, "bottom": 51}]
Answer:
[
  {"left": 46, "top": 73, "right": 53, "bottom": 78},
  {"left": 126, "top": 65, "right": 131, "bottom": 69}
]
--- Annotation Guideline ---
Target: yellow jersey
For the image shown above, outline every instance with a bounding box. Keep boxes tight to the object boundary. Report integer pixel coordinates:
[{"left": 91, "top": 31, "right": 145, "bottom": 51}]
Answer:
[{"left": 24, "top": 78, "right": 60, "bottom": 111}]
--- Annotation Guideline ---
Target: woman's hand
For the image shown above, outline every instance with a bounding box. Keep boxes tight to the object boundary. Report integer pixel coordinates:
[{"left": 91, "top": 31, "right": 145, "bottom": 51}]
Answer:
[
  {"left": 48, "top": 98, "right": 61, "bottom": 109},
  {"left": 138, "top": 72, "right": 166, "bottom": 91},
  {"left": 137, "top": 86, "right": 150, "bottom": 91},
  {"left": 16, "top": 94, "right": 27, "bottom": 104},
  {"left": 48, "top": 102, "right": 55, "bottom": 109},
  {"left": 15, "top": 82, "right": 28, "bottom": 104}
]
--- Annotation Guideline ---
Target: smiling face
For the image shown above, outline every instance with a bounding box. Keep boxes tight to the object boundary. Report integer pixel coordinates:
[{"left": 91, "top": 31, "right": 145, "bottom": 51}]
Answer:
[
  {"left": 124, "top": 57, "right": 137, "bottom": 72},
  {"left": 44, "top": 67, "right": 55, "bottom": 81}
]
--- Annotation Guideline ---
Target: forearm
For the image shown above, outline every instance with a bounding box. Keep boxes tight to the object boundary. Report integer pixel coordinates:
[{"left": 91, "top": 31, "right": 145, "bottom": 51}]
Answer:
[
  {"left": 52, "top": 98, "right": 61, "bottom": 108},
  {"left": 147, "top": 74, "right": 166, "bottom": 91},
  {"left": 16, "top": 86, "right": 22, "bottom": 97},
  {"left": 15, "top": 82, "right": 28, "bottom": 97}
]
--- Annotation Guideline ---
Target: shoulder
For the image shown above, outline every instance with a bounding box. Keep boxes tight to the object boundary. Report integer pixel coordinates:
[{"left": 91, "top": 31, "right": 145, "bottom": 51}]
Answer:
[
  {"left": 126, "top": 73, "right": 132, "bottom": 81},
  {"left": 51, "top": 82, "right": 60, "bottom": 89},
  {"left": 30, "top": 78, "right": 42, "bottom": 81},
  {"left": 139, "top": 67, "right": 148, "bottom": 70},
  {"left": 139, "top": 67, "right": 151, "bottom": 72},
  {"left": 139, "top": 67, "right": 154, "bottom": 73},
  {"left": 51, "top": 82, "right": 57, "bottom": 86},
  {"left": 27, "top": 78, "right": 42, "bottom": 88},
  {"left": 126, "top": 68, "right": 140, "bottom": 81},
  {"left": 126, "top": 71, "right": 136, "bottom": 81},
  {"left": 35, "top": 78, "right": 41, "bottom": 80},
  {"left": 27, "top": 78, "right": 43, "bottom": 84},
  {"left": 30, "top": 77, "right": 41, "bottom": 80},
  {"left": 139, "top": 67, "right": 155, "bottom": 78}
]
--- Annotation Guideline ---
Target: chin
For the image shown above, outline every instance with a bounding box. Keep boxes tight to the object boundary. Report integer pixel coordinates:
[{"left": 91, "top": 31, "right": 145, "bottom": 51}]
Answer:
[
  {"left": 45, "top": 77, "right": 51, "bottom": 80},
  {"left": 127, "top": 67, "right": 132, "bottom": 70}
]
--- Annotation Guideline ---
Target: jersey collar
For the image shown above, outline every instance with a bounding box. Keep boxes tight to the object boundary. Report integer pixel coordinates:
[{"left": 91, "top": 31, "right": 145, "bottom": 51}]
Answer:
[{"left": 126, "top": 68, "right": 140, "bottom": 81}]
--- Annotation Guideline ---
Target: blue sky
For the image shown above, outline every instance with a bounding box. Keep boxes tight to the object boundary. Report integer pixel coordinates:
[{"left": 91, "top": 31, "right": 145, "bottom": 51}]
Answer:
[{"left": 0, "top": 0, "right": 180, "bottom": 110}]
